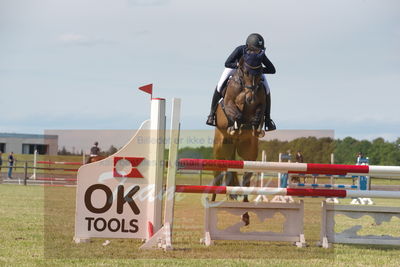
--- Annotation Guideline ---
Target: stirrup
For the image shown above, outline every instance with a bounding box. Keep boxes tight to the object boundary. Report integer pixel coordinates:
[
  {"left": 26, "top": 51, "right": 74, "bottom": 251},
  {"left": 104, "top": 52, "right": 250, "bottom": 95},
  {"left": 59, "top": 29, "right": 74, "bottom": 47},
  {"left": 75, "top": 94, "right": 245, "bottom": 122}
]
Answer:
[
  {"left": 206, "top": 115, "right": 216, "bottom": 126},
  {"left": 264, "top": 118, "right": 276, "bottom": 131}
]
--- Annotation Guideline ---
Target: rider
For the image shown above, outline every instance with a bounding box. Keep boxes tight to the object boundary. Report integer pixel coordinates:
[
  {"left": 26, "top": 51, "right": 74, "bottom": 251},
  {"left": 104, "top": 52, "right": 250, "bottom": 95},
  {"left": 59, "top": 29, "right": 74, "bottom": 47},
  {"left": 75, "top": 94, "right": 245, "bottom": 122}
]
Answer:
[
  {"left": 206, "top": 33, "right": 276, "bottom": 131},
  {"left": 90, "top": 142, "right": 100, "bottom": 157}
]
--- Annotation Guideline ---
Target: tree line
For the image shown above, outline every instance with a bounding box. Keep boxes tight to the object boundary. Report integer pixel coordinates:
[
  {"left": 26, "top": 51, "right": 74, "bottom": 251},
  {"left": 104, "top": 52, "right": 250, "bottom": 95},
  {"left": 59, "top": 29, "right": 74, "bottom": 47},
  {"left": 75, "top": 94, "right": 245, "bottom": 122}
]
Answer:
[
  {"left": 58, "top": 145, "right": 119, "bottom": 156},
  {"left": 58, "top": 137, "right": 400, "bottom": 166}
]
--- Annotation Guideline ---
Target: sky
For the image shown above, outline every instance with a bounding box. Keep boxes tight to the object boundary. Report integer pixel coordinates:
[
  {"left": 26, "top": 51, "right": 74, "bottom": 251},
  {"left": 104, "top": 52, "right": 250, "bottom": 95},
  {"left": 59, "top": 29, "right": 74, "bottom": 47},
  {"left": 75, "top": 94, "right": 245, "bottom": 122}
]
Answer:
[{"left": 1, "top": 0, "right": 400, "bottom": 141}]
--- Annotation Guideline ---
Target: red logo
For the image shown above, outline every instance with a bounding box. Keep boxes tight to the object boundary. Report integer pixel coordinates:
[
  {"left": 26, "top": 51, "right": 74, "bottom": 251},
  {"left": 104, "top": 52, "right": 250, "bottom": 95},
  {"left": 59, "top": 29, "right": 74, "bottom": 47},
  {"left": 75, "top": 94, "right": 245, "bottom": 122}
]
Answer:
[{"left": 113, "top": 157, "right": 144, "bottom": 178}]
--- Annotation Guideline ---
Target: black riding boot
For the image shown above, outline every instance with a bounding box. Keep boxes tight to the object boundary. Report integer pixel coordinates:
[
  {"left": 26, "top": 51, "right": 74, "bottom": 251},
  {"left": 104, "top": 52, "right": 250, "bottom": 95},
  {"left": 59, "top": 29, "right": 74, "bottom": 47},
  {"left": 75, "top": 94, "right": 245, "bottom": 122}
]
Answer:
[
  {"left": 206, "top": 88, "right": 222, "bottom": 126},
  {"left": 265, "top": 93, "right": 276, "bottom": 131}
]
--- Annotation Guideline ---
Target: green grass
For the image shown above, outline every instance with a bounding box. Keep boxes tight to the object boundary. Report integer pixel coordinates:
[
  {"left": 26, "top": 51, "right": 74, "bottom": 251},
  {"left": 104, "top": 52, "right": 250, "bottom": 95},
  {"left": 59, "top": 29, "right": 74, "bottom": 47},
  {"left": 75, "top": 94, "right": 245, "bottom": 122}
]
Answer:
[{"left": 1, "top": 183, "right": 400, "bottom": 266}]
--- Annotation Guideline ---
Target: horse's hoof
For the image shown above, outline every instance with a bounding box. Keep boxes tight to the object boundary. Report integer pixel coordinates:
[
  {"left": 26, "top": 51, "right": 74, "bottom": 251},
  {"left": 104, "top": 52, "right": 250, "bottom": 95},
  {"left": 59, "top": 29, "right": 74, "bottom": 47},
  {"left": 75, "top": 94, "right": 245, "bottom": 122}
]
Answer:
[
  {"left": 229, "top": 194, "right": 238, "bottom": 200},
  {"left": 241, "top": 212, "right": 250, "bottom": 226},
  {"left": 227, "top": 127, "right": 236, "bottom": 136},
  {"left": 258, "top": 130, "right": 265, "bottom": 138}
]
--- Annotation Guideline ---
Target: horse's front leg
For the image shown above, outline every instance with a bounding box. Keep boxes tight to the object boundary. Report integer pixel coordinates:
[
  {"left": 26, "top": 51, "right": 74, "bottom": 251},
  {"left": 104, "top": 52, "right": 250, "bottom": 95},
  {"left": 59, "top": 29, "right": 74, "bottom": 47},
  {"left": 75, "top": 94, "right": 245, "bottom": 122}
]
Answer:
[
  {"left": 211, "top": 171, "right": 225, "bottom": 201},
  {"left": 226, "top": 171, "right": 239, "bottom": 200},
  {"left": 240, "top": 172, "right": 253, "bottom": 226},
  {"left": 224, "top": 101, "right": 243, "bottom": 135},
  {"left": 251, "top": 105, "right": 265, "bottom": 137}
]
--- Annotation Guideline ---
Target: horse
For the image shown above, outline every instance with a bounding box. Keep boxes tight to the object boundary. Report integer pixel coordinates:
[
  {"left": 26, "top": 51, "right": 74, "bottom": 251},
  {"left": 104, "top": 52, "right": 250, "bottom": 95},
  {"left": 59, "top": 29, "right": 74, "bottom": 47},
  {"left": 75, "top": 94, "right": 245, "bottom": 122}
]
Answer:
[
  {"left": 212, "top": 51, "right": 267, "bottom": 225},
  {"left": 86, "top": 155, "right": 106, "bottom": 164}
]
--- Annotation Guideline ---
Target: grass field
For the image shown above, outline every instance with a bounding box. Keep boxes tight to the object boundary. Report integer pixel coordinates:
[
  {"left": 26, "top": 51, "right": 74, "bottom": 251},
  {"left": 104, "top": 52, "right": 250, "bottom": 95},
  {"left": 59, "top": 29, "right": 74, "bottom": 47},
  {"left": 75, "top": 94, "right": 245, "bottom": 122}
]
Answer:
[{"left": 1, "top": 180, "right": 400, "bottom": 266}]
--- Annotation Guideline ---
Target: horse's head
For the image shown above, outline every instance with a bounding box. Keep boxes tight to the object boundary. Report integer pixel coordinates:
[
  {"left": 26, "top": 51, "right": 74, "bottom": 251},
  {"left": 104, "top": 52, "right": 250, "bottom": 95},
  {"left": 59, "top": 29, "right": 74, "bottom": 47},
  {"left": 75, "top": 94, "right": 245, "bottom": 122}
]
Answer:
[{"left": 238, "top": 50, "right": 264, "bottom": 104}]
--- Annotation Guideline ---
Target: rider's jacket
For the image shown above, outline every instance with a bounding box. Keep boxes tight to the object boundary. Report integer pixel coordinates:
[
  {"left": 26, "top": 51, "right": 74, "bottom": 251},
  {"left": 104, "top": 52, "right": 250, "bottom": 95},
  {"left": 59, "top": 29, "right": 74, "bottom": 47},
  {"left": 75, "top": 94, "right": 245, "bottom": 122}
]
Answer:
[
  {"left": 90, "top": 146, "right": 100, "bottom": 156},
  {"left": 224, "top": 45, "right": 276, "bottom": 74}
]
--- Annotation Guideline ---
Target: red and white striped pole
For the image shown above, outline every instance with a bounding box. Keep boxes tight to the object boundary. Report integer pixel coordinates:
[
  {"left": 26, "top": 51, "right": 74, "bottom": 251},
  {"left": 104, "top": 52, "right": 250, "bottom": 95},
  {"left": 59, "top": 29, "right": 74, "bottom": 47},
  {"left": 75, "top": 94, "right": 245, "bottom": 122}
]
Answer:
[
  {"left": 175, "top": 185, "right": 400, "bottom": 199},
  {"left": 178, "top": 159, "right": 400, "bottom": 177}
]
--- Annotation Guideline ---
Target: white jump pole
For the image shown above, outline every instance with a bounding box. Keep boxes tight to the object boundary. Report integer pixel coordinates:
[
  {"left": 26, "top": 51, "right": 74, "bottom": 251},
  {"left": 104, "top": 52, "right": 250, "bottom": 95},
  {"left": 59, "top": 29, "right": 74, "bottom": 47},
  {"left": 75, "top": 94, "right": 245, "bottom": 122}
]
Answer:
[
  {"left": 254, "top": 150, "right": 268, "bottom": 202},
  {"left": 31, "top": 149, "right": 37, "bottom": 180},
  {"left": 140, "top": 98, "right": 181, "bottom": 250}
]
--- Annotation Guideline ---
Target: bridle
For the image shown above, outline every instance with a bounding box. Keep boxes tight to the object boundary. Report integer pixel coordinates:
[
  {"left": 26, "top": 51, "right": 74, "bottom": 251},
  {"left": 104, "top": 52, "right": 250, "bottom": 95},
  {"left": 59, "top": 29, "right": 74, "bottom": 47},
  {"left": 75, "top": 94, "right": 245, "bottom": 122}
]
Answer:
[{"left": 242, "top": 62, "right": 262, "bottom": 91}]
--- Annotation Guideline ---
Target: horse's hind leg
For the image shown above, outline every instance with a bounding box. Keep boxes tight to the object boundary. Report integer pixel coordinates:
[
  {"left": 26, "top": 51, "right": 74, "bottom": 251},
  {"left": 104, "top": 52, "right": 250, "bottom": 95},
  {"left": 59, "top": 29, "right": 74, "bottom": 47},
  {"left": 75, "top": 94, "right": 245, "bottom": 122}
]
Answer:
[
  {"left": 212, "top": 128, "right": 235, "bottom": 201},
  {"left": 242, "top": 172, "right": 253, "bottom": 202},
  {"left": 237, "top": 137, "right": 258, "bottom": 202},
  {"left": 226, "top": 171, "right": 240, "bottom": 187},
  {"left": 211, "top": 171, "right": 225, "bottom": 201},
  {"left": 237, "top": 136, "right": 259, "bottom": 226},
  {"left": 239, "top": 172, "right": 253, "bottom": 226},
  {"left": 226, "top": 171, "right": 239, "bottom": 200}
]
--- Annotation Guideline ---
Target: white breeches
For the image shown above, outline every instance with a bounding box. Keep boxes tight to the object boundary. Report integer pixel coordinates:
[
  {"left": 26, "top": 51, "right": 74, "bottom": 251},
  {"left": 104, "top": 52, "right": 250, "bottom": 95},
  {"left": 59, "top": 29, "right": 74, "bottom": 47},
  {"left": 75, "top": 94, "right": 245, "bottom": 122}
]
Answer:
[{"left": 216, "top": 68, "right": 270, "bottom": 95}]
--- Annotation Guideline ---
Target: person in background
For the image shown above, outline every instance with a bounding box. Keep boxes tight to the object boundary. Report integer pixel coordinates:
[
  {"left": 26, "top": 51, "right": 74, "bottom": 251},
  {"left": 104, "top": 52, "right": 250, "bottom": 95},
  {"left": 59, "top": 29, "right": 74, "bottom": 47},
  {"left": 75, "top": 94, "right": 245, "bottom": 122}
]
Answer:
[
  {"left": 291, "top": 151, "right": 304, "bottom": 183},
  {"left": 356, "top": 152, "right": 367, "bottom": 164},
  {"left": 8, "top": 152, "right": 15, "bottom": 179},
  {"left": 90, "top": 142, "right": 100, "bottom": 157},
  {"left": 295, "top": 151, "right": 304, "bottom": 163},
  {"left": 86, "top": 142, "right": 103, "bottom": 164}
]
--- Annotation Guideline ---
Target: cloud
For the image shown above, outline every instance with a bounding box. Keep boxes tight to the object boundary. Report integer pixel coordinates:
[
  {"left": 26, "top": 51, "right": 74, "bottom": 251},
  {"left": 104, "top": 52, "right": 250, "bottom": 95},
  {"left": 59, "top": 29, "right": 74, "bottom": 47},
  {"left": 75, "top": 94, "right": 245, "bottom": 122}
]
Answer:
[{"left": 57, "top": 33, "right": 115, "bottom": 46}]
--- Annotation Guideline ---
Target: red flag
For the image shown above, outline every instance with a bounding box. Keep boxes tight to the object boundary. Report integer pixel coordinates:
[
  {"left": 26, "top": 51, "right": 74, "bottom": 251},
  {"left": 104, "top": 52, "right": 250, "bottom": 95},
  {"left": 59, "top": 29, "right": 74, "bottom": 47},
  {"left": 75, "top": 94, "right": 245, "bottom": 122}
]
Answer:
[{"left": 139, "top": 84, "right": 153, "bottom": 96}]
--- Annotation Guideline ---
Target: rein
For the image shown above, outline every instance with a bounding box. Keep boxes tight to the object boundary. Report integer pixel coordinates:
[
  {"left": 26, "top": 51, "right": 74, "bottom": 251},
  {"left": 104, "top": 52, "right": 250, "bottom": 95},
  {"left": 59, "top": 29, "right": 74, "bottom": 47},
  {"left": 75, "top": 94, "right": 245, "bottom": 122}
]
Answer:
[{"left": 244, "top": 62, "right": 262, "bottom": 70}]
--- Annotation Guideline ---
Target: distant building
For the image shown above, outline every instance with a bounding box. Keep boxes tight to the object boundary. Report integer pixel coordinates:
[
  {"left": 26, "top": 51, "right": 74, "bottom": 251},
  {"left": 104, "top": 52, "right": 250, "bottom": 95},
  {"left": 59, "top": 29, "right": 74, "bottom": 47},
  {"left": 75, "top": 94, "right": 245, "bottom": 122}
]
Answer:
[{"left": 0, "top": 133, "right": 58, "bottom": 155}]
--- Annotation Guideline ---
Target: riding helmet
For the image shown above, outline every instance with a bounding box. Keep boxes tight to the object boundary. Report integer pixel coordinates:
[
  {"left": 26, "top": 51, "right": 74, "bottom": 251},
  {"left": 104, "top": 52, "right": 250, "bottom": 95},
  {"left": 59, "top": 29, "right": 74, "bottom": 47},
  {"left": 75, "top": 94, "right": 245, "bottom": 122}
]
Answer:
[{"left": 246, "top": 33, "right": 265, "bottom": 50}]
